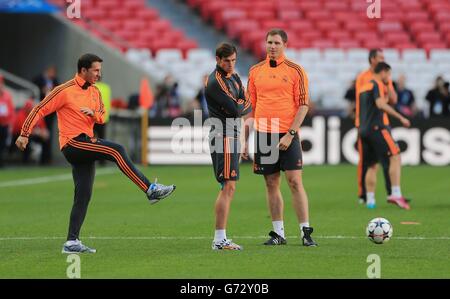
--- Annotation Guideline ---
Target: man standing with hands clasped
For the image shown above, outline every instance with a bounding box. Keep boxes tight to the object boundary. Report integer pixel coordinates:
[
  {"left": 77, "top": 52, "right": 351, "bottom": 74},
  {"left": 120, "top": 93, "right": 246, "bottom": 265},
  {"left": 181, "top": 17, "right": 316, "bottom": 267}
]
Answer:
[{"left": 244, "top": 29, "right": 317, "bottom": 247}]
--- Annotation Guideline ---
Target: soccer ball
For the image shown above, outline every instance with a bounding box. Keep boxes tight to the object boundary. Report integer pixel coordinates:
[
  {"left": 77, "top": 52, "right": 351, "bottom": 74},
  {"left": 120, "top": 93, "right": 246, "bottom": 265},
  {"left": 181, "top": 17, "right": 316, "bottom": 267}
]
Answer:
[{"left": 366, "top": 217, "right": 393, "bottom": 244}]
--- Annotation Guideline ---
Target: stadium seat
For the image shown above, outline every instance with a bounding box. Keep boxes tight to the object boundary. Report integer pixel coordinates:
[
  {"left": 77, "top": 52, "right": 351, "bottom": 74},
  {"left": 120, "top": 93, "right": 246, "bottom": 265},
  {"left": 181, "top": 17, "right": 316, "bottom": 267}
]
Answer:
[
  {"left": 298, "top": 49, "right": 322, "bottom": 62},
  {"left": 284, "top": 48, "right": 299, "bottom": 61},
  {"left": 429, "top": 49, "right": 450, "bottom": 63},
  {"left": 186, "top": 49, "right": 214, "bottom": 64},
  {"left": 402, "top": 49, "right": 427, "bottom": 63},
  {"left": 382, "top": 49, "right": 401, "bottom": 63},
  {"left": 347, "top": 48, "right": 369, "bottom": 63},
  {"left": 323, "top": 49, "right": 346, "bottom": 62},
  {"left": 155, "top": 49, "right": 183, "bottom": 64}
]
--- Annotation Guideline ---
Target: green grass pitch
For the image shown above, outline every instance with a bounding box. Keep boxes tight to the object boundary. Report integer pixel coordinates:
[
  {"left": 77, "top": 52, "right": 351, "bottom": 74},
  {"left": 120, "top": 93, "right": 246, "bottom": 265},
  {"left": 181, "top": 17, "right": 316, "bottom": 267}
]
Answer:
[{"left": 0, "top": 164, "right": 449, "bottom": 278}]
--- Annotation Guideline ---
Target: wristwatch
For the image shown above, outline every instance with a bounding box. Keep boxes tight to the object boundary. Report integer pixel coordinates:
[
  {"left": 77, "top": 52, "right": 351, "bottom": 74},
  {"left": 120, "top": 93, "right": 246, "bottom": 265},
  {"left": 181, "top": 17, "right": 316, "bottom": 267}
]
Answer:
[{"left": 288, "top": 129, "right": 296, "bottom": 136}]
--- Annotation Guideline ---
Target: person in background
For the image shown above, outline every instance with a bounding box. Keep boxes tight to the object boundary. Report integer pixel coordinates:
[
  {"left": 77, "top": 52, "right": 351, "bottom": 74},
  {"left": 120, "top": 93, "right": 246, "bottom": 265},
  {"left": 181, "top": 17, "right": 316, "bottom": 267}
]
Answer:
[
  {"left": 426, "top": 76, "right": 450, "bottom": 117},
  {"left": 0, "top": 75, "right": 15, "bottom": 168},
  {"left": 93, "top": 80, "right": 112, "bottom": 166},
  {"left": 33, "top": 65, "right": 59, "bottom": 165},
  {"left": 154, "top": 75, "right": 181, "bottom": 119},
  {"left": 344, "top": 79, "right": 357, "bottom": 119},
  {"left": 193, "top": 74, "right": 209, "bottom": 120},
  {"left": 11, "top": 99, "right": 49, "bottom": 164},
  {"left": 394, "top": 74, "right": 418, "bottom": 118}
]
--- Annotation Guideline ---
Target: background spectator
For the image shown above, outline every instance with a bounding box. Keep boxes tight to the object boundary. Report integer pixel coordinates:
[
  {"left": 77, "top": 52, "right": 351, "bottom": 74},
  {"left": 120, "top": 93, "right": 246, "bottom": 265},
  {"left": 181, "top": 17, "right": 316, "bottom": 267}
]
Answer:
[
  {"left": 0, "top": 75, "right": 15, "bottom": 168},
  {"left": 32, "top": 65, "right": 59, "bottom": 164},
  {"left": 187, "top": 74, "right": 209, "bottom": 120},
  {"left": 94, "top": 80, "right": 112, "bottom": 165},
  {"left": 425, "top": 76, "right": 450, "bottom": 118},
  {"left": 394, "top": 74, "right": 418, "bottom": 118},
  {"left": 94, "top": 80, "right": 112, "bottom": 140},
  {"left": 11, "top": 99, "right": 49, "bottom": 164},
  {"left": 153, "top": 75, "right": 181, "bottom": 119},
  {"left": 344, "top": 79, "right": 356, "bottom": 119}
]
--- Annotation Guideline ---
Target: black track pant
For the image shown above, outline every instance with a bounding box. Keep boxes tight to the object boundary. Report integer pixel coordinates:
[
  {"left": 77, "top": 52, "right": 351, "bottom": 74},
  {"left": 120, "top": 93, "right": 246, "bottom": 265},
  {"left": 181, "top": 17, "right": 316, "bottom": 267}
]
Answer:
[{"left": 62, "top": 134, "right": 151, "bottom": 240}]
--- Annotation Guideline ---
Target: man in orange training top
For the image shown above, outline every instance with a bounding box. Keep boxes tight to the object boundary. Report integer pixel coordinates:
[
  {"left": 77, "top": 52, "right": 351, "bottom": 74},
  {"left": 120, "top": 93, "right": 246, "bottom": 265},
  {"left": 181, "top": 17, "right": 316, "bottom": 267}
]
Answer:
[
  {"left": 245, "top": 29, "right": 317, "bottom": 247},
  {"left": 357, "top": 62, "right": 411, "bottom": 210},
  {"left": 16, "top": 54, "right": 176, "bottom": 254}
]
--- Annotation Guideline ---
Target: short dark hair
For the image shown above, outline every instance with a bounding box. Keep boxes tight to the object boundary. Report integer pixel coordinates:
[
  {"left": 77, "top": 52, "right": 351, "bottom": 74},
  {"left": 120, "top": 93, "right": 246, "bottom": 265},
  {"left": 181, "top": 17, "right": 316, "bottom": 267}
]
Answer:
[
  {"left": 374, "top": 62, "right": 391, "bottom": 74},
  {"left": 266, "top": 29, "right": 288, "bottom": 43},
  {"left": 215, "top": 43, "right": 237, "bottom": 59},
  {"left": 369, "top": 48, "right": 383, "bottom": 63},
  {"left": 77, "top": 53, "right": 103, "bottom": 73}
]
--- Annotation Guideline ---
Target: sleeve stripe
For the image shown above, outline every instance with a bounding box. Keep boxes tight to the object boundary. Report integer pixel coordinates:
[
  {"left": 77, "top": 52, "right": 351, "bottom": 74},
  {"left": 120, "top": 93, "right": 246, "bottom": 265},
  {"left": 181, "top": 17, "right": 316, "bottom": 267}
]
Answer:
[
  {"left": 94, "top": 86, "right": 105, "bottom": 114},
  {"left": 215, "top": 72, "right": 239, "bottom": 103},
  {"left": 22, "top": 81, "right": 75, "bottom": 135},
  {"left": 285, "top": 60, "right": 309, "bottom": 105},
  {"left": 244, "top": 99, "right": 252, "bottom": 110}
]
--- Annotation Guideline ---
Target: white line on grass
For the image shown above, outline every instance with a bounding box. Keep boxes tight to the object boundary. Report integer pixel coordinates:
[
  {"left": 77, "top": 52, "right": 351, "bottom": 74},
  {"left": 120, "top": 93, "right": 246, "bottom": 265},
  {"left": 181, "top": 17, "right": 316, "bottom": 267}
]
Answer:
[
  {"left": 0, "top": 235, "right": 449, "bottom": 241},
  {"left": 0, "top": 168, "right": 117, "bottom": 188}
]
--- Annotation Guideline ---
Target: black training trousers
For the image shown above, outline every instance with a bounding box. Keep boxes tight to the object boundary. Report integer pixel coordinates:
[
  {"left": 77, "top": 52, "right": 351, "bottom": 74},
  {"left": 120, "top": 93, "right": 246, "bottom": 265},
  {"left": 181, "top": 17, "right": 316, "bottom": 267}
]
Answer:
[{"left": 62, "top": 134, "right": 151, "bottom": 240}]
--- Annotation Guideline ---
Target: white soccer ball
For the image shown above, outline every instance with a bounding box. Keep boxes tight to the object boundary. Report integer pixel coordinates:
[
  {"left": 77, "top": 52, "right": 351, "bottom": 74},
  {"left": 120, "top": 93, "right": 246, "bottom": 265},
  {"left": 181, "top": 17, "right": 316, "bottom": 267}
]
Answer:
[{"left": 366, "top": 217, "right": 393, "bottom": 244}]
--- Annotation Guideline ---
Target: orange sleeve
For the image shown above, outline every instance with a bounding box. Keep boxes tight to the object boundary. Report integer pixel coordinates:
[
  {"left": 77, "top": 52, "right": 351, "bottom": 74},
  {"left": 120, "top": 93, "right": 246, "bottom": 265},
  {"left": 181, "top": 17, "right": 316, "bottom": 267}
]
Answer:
[
  {"left": 20, "top": 87, "right": 65, "bottom": 137},
  {"left": 295, "top": 67, "right": 309, "bottom": 106},
  {"left": 355, "top": 74, "right": 364, "bottom": 100},
  {"left": 388, "top": 80, "right": 395, "bottom": 93},
  {"left": 247, "top": 69, "right": 257, "bottom": 110},
  {"left": 93, "top": 87, "right": 105, "bottom": 124}
]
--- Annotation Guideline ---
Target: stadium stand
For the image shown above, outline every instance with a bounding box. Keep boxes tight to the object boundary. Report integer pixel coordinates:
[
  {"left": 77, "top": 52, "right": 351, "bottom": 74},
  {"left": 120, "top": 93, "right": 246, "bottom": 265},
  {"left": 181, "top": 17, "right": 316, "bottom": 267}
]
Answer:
[
  {"left": 185, "top": 0, "right": 450, "bottom": 111},
  {"left": 46, "top": 0, "right": 450, "bottom": 112}
]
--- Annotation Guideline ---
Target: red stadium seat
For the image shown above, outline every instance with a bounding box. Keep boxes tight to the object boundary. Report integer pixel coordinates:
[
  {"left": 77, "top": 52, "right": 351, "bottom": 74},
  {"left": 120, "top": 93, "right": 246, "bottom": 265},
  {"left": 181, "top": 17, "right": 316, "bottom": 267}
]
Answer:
[
  {"left": 384, "top": 32, "right": 411, "bottom": 47},
  {"left": 394, "top": 43, "right": 418, "bottom": 50},
  {"left": 289, "top": 20, "right": 314, "bottom": 32},
  {"left": 378, "top": 22, "right": 403, "bottom": 33},
  {"left": 423, "top": 42, "right": 448, "bottom": 53},
  {"left": 311, "top": 40, "right": 335, "bottom": 49},
  {"left": 306, "top": 10, "right": 331, "bottom": 21},
  {"left": 327, "top": 31, "right": 352, "bottom": 42},
  {"left": 298, "top": 1, "right": 321, "bottom": 11},
  {"left": 226, "top": 19, "right": 259, "bottom": 39},
  {"left": 135, "top": 9, "right": 159, "bottom": 20},
  {"left": 261, "top": 20, "right": 287, "bottom": 31},
  {"left": 176, "top": 40, "right": 199, "bottom": 58},
  {"left": 323, "top": 1, "right": 349, "bottom": 12},
  {"left": 248, "top": 10, "right": 276, "bottom": 21},
  {"left": 214, "top": 9, "right": 247, "bottom": 30},
  {"left": 107, "top": 9, "right": 133, "bottom": 20},
  {"left": 409, "top": 22, "right": 436, "bottom": 34},
  {"left": 439, "top": 22, "right": 450, "bottom": 34},
  {"left": 337, "top": 40, "right": 361, "bottom": 49},
  {"left": 123, "top": 0, "right": 146, "bottom": 10},
  {"left": 316, "top": 21, "right": 341, "bottom": 33},
  {"left": 278, "top": 10, "right": 301, "bottom": 21},
  {"left": 122, "top": 20, "right": 146, "bottom": 31},
  {"left": 299, "top": 31, "right": 323, "bottom": 43}
]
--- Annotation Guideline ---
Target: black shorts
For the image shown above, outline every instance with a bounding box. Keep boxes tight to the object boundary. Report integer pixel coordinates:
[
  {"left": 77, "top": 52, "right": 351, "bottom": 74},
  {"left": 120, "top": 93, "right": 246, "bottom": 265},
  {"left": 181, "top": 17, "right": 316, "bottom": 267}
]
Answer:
[
  {"left": 253, "top": 131, "right": 303, "bottom": 175},
  {"left": 209, "top": 135, "right": 240, "bottom": 183},
  {"left": 359, "top": 128, "right": 400, "bottom": 167}
]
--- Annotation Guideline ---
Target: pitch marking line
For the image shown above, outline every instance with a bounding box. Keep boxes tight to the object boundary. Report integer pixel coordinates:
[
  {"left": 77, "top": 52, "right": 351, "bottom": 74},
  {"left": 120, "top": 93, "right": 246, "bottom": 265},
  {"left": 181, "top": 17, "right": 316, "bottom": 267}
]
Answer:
[
  {"left": 0, "top": 235, "right": 449, "bottom": 241},
  {"left": 0, "top": 168, "right": 117, "bottom": 188}
]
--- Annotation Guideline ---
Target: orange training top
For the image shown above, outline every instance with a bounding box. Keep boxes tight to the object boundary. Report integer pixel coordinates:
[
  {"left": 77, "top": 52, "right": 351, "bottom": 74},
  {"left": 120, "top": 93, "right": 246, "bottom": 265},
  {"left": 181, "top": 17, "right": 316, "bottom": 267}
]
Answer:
[
  {"left": 248, "top": 54, "right": 309, "bottom": 133},
  {"left": 355, "top": 69, "right": 394, "bottom": 128},
  {"left": 20, "top": 74, "right": 105, "bottom": 149}
]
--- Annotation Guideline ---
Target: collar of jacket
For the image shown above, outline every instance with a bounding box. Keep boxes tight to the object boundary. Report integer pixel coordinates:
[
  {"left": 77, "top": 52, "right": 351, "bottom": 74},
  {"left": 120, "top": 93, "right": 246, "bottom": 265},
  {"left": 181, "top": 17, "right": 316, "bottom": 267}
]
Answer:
[
  {"left": 266, "top": 54, "right": 285, "bottom": 67},
  {"left": 75, "top": 74, "right": 92, "bottom": 90},
  {"left": 216, "top": 65, "right": 233, "bottom": 78}
]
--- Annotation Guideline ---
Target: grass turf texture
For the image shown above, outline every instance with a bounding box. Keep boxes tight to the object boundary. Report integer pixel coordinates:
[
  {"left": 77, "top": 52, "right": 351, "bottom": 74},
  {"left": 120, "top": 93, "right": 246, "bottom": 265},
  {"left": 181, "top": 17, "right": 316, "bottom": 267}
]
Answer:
[{"left": 0, "top": 164, "right": 449, "bottom": 278}]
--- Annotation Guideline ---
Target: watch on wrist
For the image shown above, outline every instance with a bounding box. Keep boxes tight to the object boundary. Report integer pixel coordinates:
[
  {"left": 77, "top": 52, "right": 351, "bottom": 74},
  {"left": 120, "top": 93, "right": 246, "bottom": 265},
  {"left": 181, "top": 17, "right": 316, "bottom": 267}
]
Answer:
[{"left": 288, "top": 129, "right": 296, "bottom": 136}]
